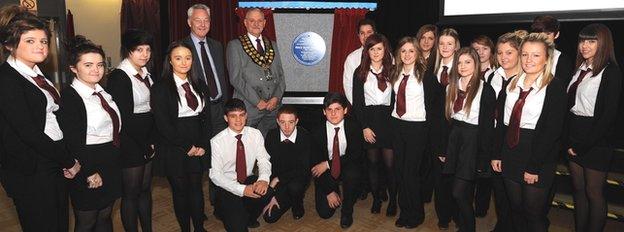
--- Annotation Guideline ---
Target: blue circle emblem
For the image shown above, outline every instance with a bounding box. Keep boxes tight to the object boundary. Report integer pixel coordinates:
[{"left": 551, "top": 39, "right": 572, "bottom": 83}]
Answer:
[{"left": 292, "top": 32, "right": 326, "bottom": 66}]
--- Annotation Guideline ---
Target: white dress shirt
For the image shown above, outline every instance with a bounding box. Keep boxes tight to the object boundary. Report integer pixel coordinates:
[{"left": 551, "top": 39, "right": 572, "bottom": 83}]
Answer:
[
  {"left": 482, "top": 66, "right": 495, "bottom": 81},
  {"left": 280, "top": 127, "right": 298, "bottom": 143},
  {"left": 6, "top": 56, "right": 63, "bottom": 141},
  {"left": 117, "top": 59, "right": 152, "bottom": 113},
  {"left": 364, "top": 66, "right": 392, "bottom": 106},
  {"left": 173, "top": 74, "right": 204, "bottom": 117},
  {"left": 71, "top": 79, "right": 122, "bottom": 145},
  {"left": 436, "top": 58, "right": 454, "bottom": 84},
  {"left": 326, "top": 120, "right": 347, "bottom": 159},
  {"left": 190, "top": 33, "right": 223, "bottom": 100},
  {"left": 391, "top": 70, "right": 427, "bottom": 121},
  {"left": 551, "top": 49, "right": 561, "bottom": 76},
  {"left": 569, "top": 62, "right": 603, "bottom": 117},
  {"left": 343, "top": 47, "right": 363, "bottom": 103},
  {"left": 451, "top": 79, "right": 483, "bottom": 125},
  {"left": 503, "top": 73, "right": 547, "bottom": 130},
  {"left": 247, "top": 33, "right": 265, "bottom": 52},
  {"left": 209, "top": 126, "right": 272, "bottom": 197}
]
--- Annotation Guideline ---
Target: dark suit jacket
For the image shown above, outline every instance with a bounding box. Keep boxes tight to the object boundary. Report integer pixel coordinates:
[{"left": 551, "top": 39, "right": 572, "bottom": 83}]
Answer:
[
  {"left": 422, "top": 71, "right": 446, "bottom": 155},
  {"left": 310, "top": 118, "right": 364, "bottom": 195},
  {"left": 183, "top": 36, "right": 229, "bottom": 101},
  {"left": 0, "top": 62, "right": 74, "bottom": 196},
  {"left": 555, "top": 51, "right": 574, "bottom": 84},
  {"left": 265, "top": 127, "right": 312, "bottom": 185}
]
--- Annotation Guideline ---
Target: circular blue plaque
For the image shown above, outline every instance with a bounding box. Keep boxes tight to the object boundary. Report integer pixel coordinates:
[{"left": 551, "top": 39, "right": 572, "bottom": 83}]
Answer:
[{"left": 291, "top": 32, "right": 326, "bottom": 66}]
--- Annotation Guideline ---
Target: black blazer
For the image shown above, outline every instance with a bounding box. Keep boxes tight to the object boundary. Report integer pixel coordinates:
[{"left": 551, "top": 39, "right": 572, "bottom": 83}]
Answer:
[
  {"left": 493, "top": 77, "right": 567, "bottom": 175},
  {"left": 555, "top": 51, "right": 574, "bottom": 84},
  {"left": 421, "top": 71, "right": 446, "bottom": 155},
  {"left": 565, "top": 63, "right": 622, "bottom": 154},
  {"left": 310, "top": 118, "right": 363, "bottom": 195},
  {"left": 265, "top": 126, "right": 312, "bottom": 185},
  {"left": 0, "top": 62, "right": 74, "bottom": 185},
  {"left": 351, "top": 66, "right": 395, "bottom": 129},
  {"left": 183, "top": 36, "right": 229, "bottom": 101}
]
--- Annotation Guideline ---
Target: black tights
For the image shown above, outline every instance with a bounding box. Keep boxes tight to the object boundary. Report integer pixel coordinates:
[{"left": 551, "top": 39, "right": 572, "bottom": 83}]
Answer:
[
  {"left": 504, "top": 178, "right": 548, "bottom": 232},
  {"left": 121, "top": 162, "right": 153, "bottom": 232},
  {"left": 167, "top": 173, "right": 206, "bottom": 232},
  {"left": 74, "top": 204, "right": 113, "bottom": 232},
  {"left": 367, "top": 148, "right": 396, "bottom": 204},
  {"left": 452, "top": 177, "right": 475, "bottom": 232},
  {"left": 569, "top": 161, "right": 607, "bottom": 232}
]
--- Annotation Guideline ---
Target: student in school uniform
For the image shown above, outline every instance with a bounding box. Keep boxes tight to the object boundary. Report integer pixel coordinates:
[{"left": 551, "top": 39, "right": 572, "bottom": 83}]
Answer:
[
  {"left": 210, "top": 98, "right": 273, "bottom": 232},
  {"left": 262, "top": 105, "right": 312, "bottom": 222},
  {"left": 531, "top": 15, "right": 574, "bottom": 83},
  {"left": 471, "top": 35, "right": 496, "bottom": 82},
  {"left": 106, "top": 29, "right": 155, "bottom": 232},
  {"left": 487, "top": 30, "right": 527, "bottom": 232},
  {"left": 310, "top": 92, "right": 364, "bottom": 228},
  {"left": 351, "top": 33, "right": 397, "bottom": 216},
  {"left": 60, "top": 36, "right": 122, "bottom": 232},
  {"left": 440, "top": 47, "right": 496, "bottom": 232},
  {"left": 151, "top": 41, "right": 212, "bottom": 232},
  {"left": 391, "top": 37, "right": 445, "bottom": 229},
  {"left": 565, "top": 23, "right": 622, "bottom": 232},
  {"left": 343, "top": 19, "right": 376, "bottom": 103},
  {"left": 491, "top": 33, "right": 567, "bottom": 232},
  {"left": 415, "top": 24, "right": 438, "bottom": 69},
  {"left": 0, "top": 6, "right": 81, "bottom": 231}
]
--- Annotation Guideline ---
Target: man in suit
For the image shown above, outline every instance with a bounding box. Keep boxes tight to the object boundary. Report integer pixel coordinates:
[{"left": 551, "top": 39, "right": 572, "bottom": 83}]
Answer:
[
  {"left": 226, "top": 8, "right": 286, "bottom": 137},
  {"left": 183, "top": 3, "right": 228, "bottom": 135},
  {"left": 311, "top": 93, "right": 363, "bottom": 228}
]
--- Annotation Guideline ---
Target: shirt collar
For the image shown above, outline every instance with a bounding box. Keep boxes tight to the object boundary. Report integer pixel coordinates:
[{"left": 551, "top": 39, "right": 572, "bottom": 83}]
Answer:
[
  {"left": 580, "top": 61, "right": 593, "bottom": 71},
  {"left": 516, "top": 73, "right": 543, "bottom": 91},
  {"left": 247, "top": 33, "right": 262, "bottom": 42},
  {"left": 173, "top": 73, "right": 189, "bottom": 87},
  {"left": 227, "top": 127, "right": 246, "bottom": 138},
  {"left": 326, "top": 120, "right": 345, "bottom": 131},
  {"left": 7, "top": 55, "right": 44, "bottom": 78},
  {"left": 280, "top": 127, "right": 298, "bottom": 143},
  {"left": 118, "top": 58, "right": 150, "bottom": 78},
  {"left": 190, "top": 33, "right": 206, "bottom": 45},
  {"left": 442, "top": 58, "right": 454, "bottom": 69},
  {"left": 71, "top": 78, "right": 104, "bottom": 98},
  {"left": 370, "top": 65, "right": 383, "bottom": 74}
]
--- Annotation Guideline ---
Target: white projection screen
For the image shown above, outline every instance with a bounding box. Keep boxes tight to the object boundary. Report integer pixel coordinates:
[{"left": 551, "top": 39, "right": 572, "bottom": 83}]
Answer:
[{"left": 440, "top": 0, "right": 624, "bottom": 24}]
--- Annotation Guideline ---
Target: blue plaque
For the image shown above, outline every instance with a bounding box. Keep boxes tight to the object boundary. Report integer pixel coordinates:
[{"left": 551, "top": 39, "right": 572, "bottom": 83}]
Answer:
[{"left": 292, "top": 32, "right": 326, "bottom": 66}]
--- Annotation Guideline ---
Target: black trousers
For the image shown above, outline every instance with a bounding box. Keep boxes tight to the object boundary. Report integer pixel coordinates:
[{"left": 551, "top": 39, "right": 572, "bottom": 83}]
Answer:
[
  {"left": 491, "top": 173, "right": 513, "bottom": 232},
  {"left": 434, "top": 159, "right": 458, "bottom": 225},
  {"left": 167, "top": 173, "right": 205, "bottom": 232},
  {"left": 263, "top": 180, "right": 308, "bottom": 223},
  {"left": 314, "top": 163, "right": 360, "bottom": 219},
  {"left": 215, "top": 175, "right": 274, "bottom": 232}
]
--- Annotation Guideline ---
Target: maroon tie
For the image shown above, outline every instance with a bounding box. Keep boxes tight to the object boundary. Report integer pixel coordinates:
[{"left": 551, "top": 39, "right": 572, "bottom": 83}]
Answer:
[
  {"left": 506, "top": 87, "right": 533, "bottom": 148},
  {"left": 32, "top": 75, "right": 60, "bottom": 104},
  {"left": 255, "top": 38, "right": 265, "bottom": 55},
  {"left": 494, "top": 77, "right": 514, "bottom": 120},
  {"left": 134, "top": 73, "right": 151, "bottom": 89},
  {"left": 453, "top": 90, "right": 466, "bottom": 113},
  {"left": 93, "top": 92, "right": 120, "bottom": 148},
  {"left": 181, "top": 82, "right": 199, "bottom": 111},
  {"left": 283, "top": 138, "right": 292, "bottom": 144},
  {"left": 331, "top": 127, "right": 341, "bottom": 179},
  {"left": 440, "top": 66, "right": 449, "bottom": 86},
  {"left": 370, "top": 69, "right": 388, "bottom": 91},
  {"left": 198, "top": 41, "right": 219, "bottom": 99},
  {"left": 235, "top": 134, "right": 247, "bottom": 183},
  {"left": 396, "top": 74, "right": 409, "bottom": 117},
  {"left": 480, "top": 68, "right": 490, "bottom": 79},
  {"left": 567, "top": 68, "right": 592, "bottom": 109}
]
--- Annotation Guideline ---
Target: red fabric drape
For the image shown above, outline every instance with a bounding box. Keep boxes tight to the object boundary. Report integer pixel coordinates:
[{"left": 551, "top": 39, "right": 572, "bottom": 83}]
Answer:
[
  {"left": 120, "top": 0, "right": 162, "bottom": 76},
  {"left": 328, "top": 9, "right": 368, "bottom": 93},
  {"left": 66, "top": 10, "right": 75, "bottom": 38},
  {"left": 234, "top": 8, "right": 276, "bottom": 41},
  {"left": 168, "top": 0, "right": 239, "bottom": 45}
]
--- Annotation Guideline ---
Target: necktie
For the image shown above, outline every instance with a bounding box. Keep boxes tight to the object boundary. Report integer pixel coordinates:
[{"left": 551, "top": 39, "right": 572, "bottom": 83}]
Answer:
[
  {"left": 396, "top": 74, "right": 410, "bottom": 117},
  {"left": 134, "top": 73, "right": 151, "bottom": 89},
  {"left": 198, "top": 41, "right": 218, "bottom": 99},
  {"left": 453, "top": 90, "right": 466, "bottom": 113},
  {"left": 567, "top": 68, "right": 592, "bottom": 109},
  {"left": 235, "top": 134, "right": 247, "bottom": 183},
  {"left": 283, "top": 138, "right": 292, "bottom": 144},
  {"left": 494, "top": 76, "right": 514, "bottom": 120},
  {"left": 506, "top": 87, "right": 533, "bottom": 148},
  {"left": 480, "top": 68, "right": 490, "bottom": 79},
  {"left": 331, "top": 127, "right": 341, "bottom": 179},
  {"left": 93, "top": 92, "right": 120, "bottom": 147},
  {"left": 370, "top": 69, "right": 387, "bottom": 91},
  {"left": 255, "top": 38, "right": 265, "bottom": 55},
  {"left": 181, "top": 82, "right": 199, "bottom": 111},
  {"left": 440, "top": 66, "right": 449, "bottom": 86},
  {"left": 32, "top": 75, "right": 60, "bottom": 104}
]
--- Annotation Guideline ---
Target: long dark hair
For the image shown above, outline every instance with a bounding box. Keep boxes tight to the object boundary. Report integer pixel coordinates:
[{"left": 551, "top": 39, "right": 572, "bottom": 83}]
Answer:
[
  {"left": 161, "top": 41, "right": 204, "bottom": 103},
  {"left": 390, "top": 36, "right": 427, "bottom": 84},
  {"left": 445, "top": 47, "right": 481, "bottom": 119},
  {"left": 356, "top": 33, "right": 393, "bottom": 82},
  {"left": 575, "top": 23, "right": 618, "bottom": 74}
]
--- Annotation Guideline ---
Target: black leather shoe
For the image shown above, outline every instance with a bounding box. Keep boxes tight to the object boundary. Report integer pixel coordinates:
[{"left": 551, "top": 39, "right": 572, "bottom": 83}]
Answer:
[
  {"left": 438, "top": 222, "right": 449, "bottom": 230},
  {"left": 247, "top": 220, "right": 260, "bottom": 228},
  {"left": 340, "top": 215, "right": 353, "bottom": 228},
  {"left": 395, "top": 218, "right": 406, "bottom": 228},
  {"left": 370, "top": 200, "right": 381, "bottom": 214},
  {"left": 386, "top": 202, "right": 397, "bottom": 216}
]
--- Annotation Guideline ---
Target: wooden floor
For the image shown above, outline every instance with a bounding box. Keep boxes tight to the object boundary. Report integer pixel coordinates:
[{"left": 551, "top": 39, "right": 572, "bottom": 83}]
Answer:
[{"left": 1, "top": 176, "right": 622, "bottom": 231}]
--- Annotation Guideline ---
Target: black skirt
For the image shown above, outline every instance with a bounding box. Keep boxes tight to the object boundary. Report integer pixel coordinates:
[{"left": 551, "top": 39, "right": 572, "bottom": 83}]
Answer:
[
  {"left": 501, "top": 128, "right": 556, "bottom": 188},
  {"left": 120, "top": 112, "right": 154, "bottom": 168},
  {"left": 69, "top": 142, "right": 122, "bottom": 211},
  {"left": 442, "top": 120, "right": 479, "bottom": 180},
  {"left": 362, "top": 105, "right": 393, "bottom": 149},
  {"left": 568, "top": 114, "right": 613, "bottom": 171},
  {"left": 162, "top": 116, "right": 209, "bottom": 177}
]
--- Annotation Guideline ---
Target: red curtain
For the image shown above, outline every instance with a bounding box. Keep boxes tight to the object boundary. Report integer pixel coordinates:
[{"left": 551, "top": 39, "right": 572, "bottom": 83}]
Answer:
[
  {"left": 234, "top": 8, "right": 276, "bottom": 41},
  {"left": 120, "top": 0, "right": 162, "bottom": 76},
  {"left": 168, "top": 0, "right": 239, "bottom": 45},
  {"left": 328, "top": 9, "right": 367, "bottom": 93}
]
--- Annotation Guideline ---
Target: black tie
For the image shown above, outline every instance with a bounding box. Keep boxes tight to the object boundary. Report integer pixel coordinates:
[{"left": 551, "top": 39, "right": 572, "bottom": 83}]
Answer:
[{"left": 198, "top": 41, "right": 218, "bottom": 99}]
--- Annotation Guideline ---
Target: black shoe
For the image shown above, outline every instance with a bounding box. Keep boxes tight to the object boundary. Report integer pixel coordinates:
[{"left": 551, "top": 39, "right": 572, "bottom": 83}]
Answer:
[
  {"left": 438, "top": 222, "right": 449, "bottom": 230},
  {"left": 475, "top": 210, "right": 487, "bottom": 218},
  {"left": 379, "top": 189, "right": 388, "bottom": 202},
  {"left": 340, "top": 215, "right": 353, "bottom": 228},
  {"left": 247, "top": 220, "right": 260, "bottom": 228},
  {"left": 386, "top": 202, "right": 397, "bottom": 217},
  {"left": 292, "top": 206, "right": 304, "bottom": 220},
  {"left": 395, "top": 218, "right": 406, "bottom": 228},
  {"left": 370, "top": 200, "right": 381, "bottom": 214},
  {"left": 359, "top": 191, "right": 368, "bottom": 200}
]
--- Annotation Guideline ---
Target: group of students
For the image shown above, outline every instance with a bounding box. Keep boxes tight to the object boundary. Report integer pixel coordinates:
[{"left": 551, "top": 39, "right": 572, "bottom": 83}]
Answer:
[{"left": 0, "top": 3, "right": 622, "bottom": 232}]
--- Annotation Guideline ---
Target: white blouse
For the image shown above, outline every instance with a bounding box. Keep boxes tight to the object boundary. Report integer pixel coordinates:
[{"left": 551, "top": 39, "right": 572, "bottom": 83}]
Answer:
[
  {"left": 503, "top": 73, "right": 547, "bottom": 130},
  {"left": 71, "top": 79, "right": 122, "bottom": 145},
  {"left": 117, "top": 59, "right": 152, "bottom": 113}
]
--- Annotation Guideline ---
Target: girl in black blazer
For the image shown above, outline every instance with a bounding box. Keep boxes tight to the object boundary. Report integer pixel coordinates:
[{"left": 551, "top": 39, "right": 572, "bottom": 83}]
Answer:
[
  {"left": 0, "top": 6, "right": 80, "bottom": 231},
  {"left": 60, "top": 36, "right": 122, "bottom": 232},
  {"left": 106, "top": 29, "right": 155, "bottom": 232},
  {"left": 390, "top": 37, "right": 445, "bottom": 229},
  {"left": 351, "top": 33, "right": 396, "bottom": 215},
  {"left": 566, "top": 23, "right": 622, "bottom": 232},
  {"left": 492, "top": 33, "right": 567, "bottom": 232},
  {"left": 151, "top": 41, "right": 212, "bottom": 232}
]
